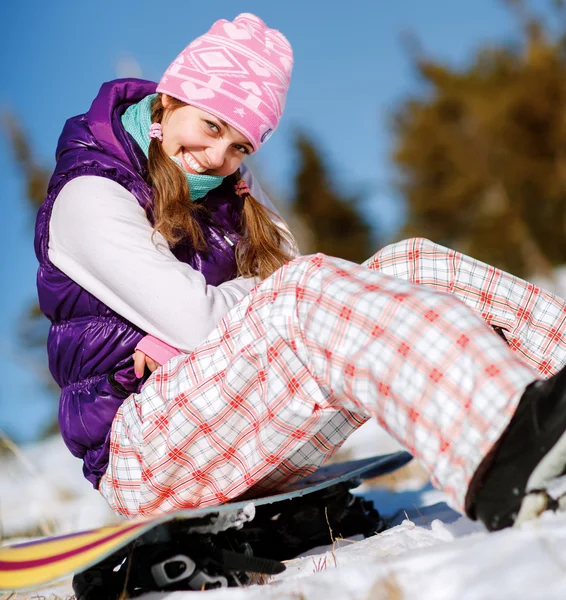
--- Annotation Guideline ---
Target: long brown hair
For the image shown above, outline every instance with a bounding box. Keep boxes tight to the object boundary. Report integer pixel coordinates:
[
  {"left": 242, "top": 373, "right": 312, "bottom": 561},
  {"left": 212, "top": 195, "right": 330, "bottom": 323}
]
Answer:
[{"left": 147, "top": 94, "right": 295, "bottom": 280}]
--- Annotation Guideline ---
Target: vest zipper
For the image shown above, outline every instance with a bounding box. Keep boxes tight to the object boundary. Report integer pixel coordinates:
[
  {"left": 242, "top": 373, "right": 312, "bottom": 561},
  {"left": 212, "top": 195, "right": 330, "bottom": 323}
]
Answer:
[{"left": 206, "top": 211, "right": 238, "bottom": 252}]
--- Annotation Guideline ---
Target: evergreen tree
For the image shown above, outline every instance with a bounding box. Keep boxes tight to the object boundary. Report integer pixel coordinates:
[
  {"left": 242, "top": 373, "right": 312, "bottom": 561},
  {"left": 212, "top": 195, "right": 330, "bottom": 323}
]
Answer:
[
  {"left": 392, "top": 0, "right": 566, "bottom": 278},
  {"left": 3, "top": 116, "right": 51, "bottom": 352},
  {"left": 3, "top": 116, "right": 56, "bottom": 436},
  {"left": 291, "top": 132, "right": 374, "bottom": 263},
  {"left": 3, "top": 115, "right": 50, "bottom": 210}
]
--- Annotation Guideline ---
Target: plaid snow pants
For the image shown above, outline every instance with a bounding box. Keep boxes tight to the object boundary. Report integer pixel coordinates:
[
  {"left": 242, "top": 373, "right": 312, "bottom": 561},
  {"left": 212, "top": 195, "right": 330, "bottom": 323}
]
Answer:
[{"left": 99, "top": 239, "right": 566, "bottom": 518}]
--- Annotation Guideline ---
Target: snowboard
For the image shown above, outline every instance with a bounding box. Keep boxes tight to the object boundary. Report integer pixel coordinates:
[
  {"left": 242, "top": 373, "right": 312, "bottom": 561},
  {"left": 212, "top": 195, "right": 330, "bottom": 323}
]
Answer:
[{"left": 0, "top": 451, "right": 412, "bottom": 593}]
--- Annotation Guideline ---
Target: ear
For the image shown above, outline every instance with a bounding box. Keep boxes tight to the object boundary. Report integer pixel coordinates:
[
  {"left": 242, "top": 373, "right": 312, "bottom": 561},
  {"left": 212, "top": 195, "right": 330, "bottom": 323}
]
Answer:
[{"left": 161, "top": 93, "right": 172, "bottom": 109}]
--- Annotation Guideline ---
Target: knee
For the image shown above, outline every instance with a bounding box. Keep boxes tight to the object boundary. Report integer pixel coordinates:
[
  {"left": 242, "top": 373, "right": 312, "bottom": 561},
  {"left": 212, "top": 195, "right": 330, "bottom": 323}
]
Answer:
[
  {"left": 381, "top": 237, "right": 436, "bottom": 257},
  {"left": 368, "top": 238, "right": 436, "bottom": 271},
  {"left": 267, "top": 253, "right": 320, "bottom": 288},
  {"left": 274, "top": 253, "right": 349, "bottom": 290}
]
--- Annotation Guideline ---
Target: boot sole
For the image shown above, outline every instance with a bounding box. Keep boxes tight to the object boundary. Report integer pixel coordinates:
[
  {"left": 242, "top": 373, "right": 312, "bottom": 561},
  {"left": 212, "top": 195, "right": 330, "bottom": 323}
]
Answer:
[{"left": 515, "top": 427, "right": 566, "bottom": 525}]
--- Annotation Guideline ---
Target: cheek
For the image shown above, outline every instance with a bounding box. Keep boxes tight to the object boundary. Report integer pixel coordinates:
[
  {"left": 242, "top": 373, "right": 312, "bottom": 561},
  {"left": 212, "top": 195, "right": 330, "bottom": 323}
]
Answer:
[
  {"left": 161, "top": 118, "right": 184, "bottom": 155},
  {"left": 218, "top": 154, "right": 245, "bottom": 176},
  {"left": 165, "top": 115, "right": 202, "bottom": 150}
]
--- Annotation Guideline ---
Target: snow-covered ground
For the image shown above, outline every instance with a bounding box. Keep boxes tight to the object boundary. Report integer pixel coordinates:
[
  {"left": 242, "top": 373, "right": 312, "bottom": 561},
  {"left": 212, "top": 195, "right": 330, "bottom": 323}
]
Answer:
[
  {"left": 0, "top": 435, "right": 118, "bottom": 539},
  {"left": 2, "top": 424, "right": 566, "bottom": 599}
]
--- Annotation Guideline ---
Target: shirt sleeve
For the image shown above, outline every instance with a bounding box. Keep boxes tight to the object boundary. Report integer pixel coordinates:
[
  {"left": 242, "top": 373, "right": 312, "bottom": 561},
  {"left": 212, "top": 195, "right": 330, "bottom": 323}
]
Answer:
[
  {"left": 49, "top": 176, "right": 259, "bottom": 352},
  {"left": 135, "top": 335, "right": 181, "bottom": 365}
]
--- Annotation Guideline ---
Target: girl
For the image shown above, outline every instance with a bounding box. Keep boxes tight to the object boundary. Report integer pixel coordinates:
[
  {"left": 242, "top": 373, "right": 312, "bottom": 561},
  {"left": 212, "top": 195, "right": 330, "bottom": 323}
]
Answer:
[{"left": 35, "top": 13, "right": 566, "bottom": 533}]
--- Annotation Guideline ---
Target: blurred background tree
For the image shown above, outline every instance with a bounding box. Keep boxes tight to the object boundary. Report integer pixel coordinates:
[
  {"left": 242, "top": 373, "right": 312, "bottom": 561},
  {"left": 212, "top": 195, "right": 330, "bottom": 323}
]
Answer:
[
  {"left": 392, "top": 0, "right": 566, "bottom": 278},
  {"left": 2, "top": 118, "right": 54, "bottom": 376},
  {"left": 290, "top": 131, "right": 374, "bottom": 262}
]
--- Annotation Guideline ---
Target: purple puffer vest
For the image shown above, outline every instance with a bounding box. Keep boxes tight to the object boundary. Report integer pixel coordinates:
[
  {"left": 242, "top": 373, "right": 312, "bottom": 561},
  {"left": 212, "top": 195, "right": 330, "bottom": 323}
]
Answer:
[{"left": 34, "top": 79, "right": 245, "bottom": 487}]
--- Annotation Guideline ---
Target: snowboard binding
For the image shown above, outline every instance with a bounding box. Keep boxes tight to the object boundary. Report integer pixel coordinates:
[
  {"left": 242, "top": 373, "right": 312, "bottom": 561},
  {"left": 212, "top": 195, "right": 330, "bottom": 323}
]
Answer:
[
  {"left": 72, "top": 481, "right": 386, "bottom": 598},
  {"left": 242, "top": 480, "right": 387, "bottom": 559},
  {"left": 72, "top": 523, "right": 284, "bottom": 598}
]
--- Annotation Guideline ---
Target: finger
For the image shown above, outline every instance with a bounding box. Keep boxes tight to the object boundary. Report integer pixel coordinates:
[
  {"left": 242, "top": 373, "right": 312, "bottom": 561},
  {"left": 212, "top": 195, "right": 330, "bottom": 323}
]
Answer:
[
  {"left": 146, "top": 358, "right": 160, "bottom": 373},
  {"left": 133, "top": 351, "right": 146, "bottom": 378}
]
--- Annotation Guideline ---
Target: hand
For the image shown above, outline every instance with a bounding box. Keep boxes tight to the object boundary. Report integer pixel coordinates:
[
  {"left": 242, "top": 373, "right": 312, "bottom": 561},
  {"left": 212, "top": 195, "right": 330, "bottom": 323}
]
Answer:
[{"left": 133, "top": 350, "right": 160, "bottom": 378}]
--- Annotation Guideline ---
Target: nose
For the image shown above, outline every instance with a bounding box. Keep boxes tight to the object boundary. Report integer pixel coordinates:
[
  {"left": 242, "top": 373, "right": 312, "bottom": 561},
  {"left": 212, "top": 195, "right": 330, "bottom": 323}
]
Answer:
[{"left": 204, "top": 143, "right": 227, "bottom": 169}]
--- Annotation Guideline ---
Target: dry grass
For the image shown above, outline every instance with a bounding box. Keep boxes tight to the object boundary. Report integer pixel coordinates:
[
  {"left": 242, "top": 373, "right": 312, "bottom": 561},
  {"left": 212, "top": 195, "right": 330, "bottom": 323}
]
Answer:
[
  {"left": 0, "top": 431, "right": 58, "bottom": 540},
  {"left": 327, "top": 447, "right": 354, "bottom": 464},
  {"left": 2, "top": 593, "right": 75, "bottom": 600},
  {"left": 247, "top": 572, "right": 273, "bottom": 586},
  {"left": 329, "top": 443, "right": 428, "bottom": 492},
  {"left": 311, "top": 555, "right": 328, "bottom": 572},
  {"left": 365, "top": 572, "right": 404, "bottom": 599},
  {"left": 363, "top": 461, "right": 428, "bottom": 491},
  {"left": 323, "top": 506, "right": 338, "bottom": 568}
]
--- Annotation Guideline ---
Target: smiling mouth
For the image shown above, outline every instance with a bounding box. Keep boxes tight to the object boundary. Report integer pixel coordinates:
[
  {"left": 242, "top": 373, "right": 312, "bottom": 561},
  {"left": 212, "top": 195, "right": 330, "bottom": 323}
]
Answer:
[{"left": 180, "top": 149, "right": 208, "bottom": 174}]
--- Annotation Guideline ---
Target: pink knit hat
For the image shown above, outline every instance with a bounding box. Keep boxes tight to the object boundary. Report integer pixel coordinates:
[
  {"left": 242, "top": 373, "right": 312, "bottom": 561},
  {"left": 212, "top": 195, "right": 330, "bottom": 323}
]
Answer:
[{"left": 156, "top": 13, "right": 293, "bottom": 152}]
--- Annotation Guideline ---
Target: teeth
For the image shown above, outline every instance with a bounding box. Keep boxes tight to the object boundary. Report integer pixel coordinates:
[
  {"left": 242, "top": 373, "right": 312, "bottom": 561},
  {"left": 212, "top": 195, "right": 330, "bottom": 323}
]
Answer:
[{"left": 183, "top": 151, "right": 206, "bottom": 173}]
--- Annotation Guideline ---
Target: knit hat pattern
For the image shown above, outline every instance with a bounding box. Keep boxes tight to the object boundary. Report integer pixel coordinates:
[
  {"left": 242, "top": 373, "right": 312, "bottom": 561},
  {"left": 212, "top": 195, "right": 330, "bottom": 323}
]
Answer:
[{"left": 156, "top": 13, "right": 293, "bottom": 151}]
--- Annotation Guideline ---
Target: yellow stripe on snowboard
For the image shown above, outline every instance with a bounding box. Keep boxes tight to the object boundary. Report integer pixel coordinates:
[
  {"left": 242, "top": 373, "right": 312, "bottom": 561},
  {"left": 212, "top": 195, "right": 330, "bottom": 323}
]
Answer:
[{"left": 0, "top": 520, "right": 155, "bottom": 589}]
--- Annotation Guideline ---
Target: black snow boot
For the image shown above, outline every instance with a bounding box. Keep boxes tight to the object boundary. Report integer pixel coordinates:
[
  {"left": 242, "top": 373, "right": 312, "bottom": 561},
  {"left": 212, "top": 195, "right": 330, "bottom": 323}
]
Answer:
[{"left": 468, "top": 363, "right": 566, "bottom": 531}]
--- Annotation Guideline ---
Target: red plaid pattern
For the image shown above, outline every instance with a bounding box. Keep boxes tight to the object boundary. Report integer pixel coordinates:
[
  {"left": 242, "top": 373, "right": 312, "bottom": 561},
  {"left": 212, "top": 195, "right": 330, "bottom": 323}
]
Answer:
[
  {"left": 366, "top": 238, "right": 566, "bottom": 376},
  {"left": 100, "top": 250, "right": 550, "bottom": 518}
]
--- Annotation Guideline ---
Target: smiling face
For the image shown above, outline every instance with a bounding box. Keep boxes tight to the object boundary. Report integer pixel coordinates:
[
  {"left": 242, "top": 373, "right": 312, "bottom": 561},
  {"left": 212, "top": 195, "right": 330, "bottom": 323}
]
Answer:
[{"left": 160, "top": 94, "right": 253, "bottom": 177}]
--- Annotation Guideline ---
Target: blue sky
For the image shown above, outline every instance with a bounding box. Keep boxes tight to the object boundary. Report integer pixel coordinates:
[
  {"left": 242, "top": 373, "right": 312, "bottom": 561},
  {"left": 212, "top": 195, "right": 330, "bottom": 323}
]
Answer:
[{"left": 0, "top": 0, "right": 550, "bottom": 441}]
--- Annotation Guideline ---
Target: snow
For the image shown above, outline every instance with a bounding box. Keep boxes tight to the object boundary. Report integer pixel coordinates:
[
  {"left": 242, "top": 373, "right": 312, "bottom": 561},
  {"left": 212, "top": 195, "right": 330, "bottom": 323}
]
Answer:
[
  {"left": 0, "top": 435, "right": 117, "bottom": 539},
  {"left": 531, "top": 266, "right": 566, "bottom": 300},
  {"left": 2, "top": 428, "right": 566, "bottom": 599}
]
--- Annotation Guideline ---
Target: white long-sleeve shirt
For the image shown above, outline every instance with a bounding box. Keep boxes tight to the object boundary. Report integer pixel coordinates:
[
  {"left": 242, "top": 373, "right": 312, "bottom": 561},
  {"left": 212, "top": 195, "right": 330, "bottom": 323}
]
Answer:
[{"left": 49, "top": 164, "right": 296, "bottom": 352}]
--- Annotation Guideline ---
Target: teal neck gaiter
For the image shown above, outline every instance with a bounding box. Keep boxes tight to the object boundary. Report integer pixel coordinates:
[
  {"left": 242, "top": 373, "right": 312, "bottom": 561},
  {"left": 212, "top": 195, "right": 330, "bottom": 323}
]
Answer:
[{"left": 121, "top": 94, "right": 225, "bottom": 200}]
